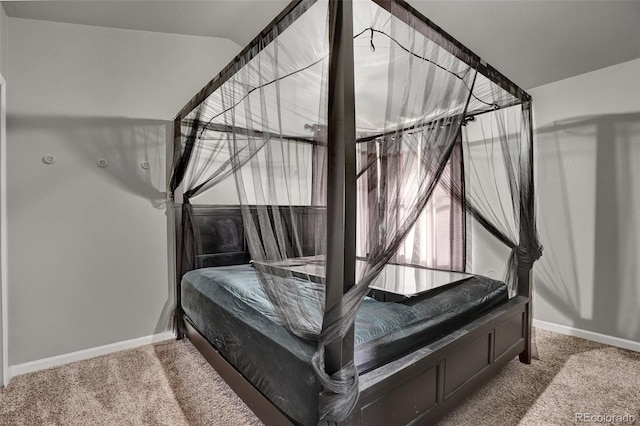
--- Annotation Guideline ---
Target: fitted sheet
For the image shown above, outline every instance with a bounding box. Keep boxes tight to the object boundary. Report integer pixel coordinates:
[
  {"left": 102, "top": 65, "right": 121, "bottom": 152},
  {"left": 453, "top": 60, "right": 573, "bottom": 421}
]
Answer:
[{"left": 181, "top": 264, "right": 507, "bottom": 425}]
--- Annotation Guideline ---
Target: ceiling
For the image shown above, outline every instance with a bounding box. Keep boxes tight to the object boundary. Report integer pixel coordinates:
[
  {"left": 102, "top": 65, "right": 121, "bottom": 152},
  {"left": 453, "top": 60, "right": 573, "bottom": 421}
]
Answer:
[{"left": 3, "top": 0, "right": 640, "bottom": 89}]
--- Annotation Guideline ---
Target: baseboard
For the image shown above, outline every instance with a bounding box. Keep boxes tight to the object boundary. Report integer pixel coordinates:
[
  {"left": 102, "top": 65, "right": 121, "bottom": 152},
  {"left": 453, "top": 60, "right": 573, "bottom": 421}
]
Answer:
[
  {"left": 8, "top": 331, "right": 175, "bottom": 380},
  {"left": 533, "top": 320, "right": 640, "bottom": 352}
]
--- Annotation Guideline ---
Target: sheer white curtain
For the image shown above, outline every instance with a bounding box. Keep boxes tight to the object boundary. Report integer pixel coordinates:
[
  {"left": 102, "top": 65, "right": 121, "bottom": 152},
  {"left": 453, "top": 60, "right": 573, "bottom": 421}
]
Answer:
[
  {"left": 357, "top": 137, "right": 464, "bottom": 271},
  {"left": 395, "top": 157, "right": 456, "bottom": 270}
]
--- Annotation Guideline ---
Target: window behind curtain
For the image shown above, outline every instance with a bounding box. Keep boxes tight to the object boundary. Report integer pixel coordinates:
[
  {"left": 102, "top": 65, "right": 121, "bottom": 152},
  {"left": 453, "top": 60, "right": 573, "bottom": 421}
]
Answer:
[{"left": 356, "top": 131, "right": 465, "bottom": 272}]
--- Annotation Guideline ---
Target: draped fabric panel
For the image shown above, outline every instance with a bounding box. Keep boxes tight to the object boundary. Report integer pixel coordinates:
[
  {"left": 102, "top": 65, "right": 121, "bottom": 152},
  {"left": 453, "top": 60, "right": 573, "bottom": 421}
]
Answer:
[
  {"left": 168, "top": 1, "right": 328, "bottom": 337},
  {"left": 219, "top": 0, "right": 330, "bottom": 340},
  {"left": 439, "top": 87, "right": 543, "bottom": 297}
]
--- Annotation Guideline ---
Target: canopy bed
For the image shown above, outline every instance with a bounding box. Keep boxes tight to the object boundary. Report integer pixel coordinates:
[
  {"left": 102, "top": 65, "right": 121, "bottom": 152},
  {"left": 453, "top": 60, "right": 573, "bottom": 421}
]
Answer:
[{"left": 169, "top": 0, "right": 543, "bottom": 425}]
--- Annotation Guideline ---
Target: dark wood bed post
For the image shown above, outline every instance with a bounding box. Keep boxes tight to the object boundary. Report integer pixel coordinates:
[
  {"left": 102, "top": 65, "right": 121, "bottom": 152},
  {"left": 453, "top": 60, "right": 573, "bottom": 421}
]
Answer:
[
  {"left": 172, "top": 116, "right": 185, "bottom": 339},
  {"left": 518, "top": 100, "right": 535, "bottom": 364},
  {"left": 324, "top": 0, "right": 357, "bottom": 375}
]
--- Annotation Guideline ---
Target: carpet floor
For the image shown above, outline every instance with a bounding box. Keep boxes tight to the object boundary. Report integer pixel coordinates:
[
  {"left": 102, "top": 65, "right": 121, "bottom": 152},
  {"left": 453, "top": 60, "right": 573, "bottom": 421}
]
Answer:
[{"left": 1, "top": 328, "right": 638, "bottom": 425}]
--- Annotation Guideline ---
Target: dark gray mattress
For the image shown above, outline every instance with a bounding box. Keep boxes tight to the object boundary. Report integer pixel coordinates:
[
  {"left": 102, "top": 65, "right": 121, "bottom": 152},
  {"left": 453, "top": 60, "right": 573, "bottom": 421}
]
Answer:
[{"left": 181, "top": 265, "right": 507, "bottom": 426}]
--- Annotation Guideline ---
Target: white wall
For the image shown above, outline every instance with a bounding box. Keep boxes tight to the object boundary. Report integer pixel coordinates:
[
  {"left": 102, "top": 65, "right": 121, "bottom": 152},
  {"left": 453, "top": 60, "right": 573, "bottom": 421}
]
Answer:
[
  {"left": 0, "top": 4, "right": 7, "bottom": 76},
  {"left": 6, "top": 17, "right": 239, "bottom": 365},
  {"left": 465, "top": 59, "right": 640, "bottom": 345},
  {"left": 530, "top": 58, "right": 640, "bottom": 343},
  {"left": 0, "top": 3, "right": 8, "bottom": 386}
]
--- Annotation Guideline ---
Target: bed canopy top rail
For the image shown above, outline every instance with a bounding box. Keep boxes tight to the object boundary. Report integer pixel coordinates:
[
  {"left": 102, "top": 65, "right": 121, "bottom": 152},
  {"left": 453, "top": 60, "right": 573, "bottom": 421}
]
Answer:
[
  {"left": 374, "top": 0, "right": 530, "bottom": 103},
  {"left": 180, "top": 120, "right": 318, "bottom": 144},
  {"left": 175, "top": 0, "right": 316, "bottom": 122},
  {"left": 181, "top": 91, "right": 525, "bottom": 155},
  {"left": 174, "top": 0, "right": 529, "bottom": 124}
]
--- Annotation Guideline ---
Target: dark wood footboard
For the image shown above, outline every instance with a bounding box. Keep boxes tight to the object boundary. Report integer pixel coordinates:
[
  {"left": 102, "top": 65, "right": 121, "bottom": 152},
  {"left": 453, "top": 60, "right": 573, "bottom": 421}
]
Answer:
[
  {"left": 183, "top": 296, "right": 529, "bottom": 426},
  {"left": 342, "top": 296, "right": 527, "bottom": 426}
]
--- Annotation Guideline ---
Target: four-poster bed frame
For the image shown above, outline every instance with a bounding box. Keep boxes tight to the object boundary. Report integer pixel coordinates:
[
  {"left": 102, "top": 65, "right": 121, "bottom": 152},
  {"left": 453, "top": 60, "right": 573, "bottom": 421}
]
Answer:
[
  {"left": 177, "top": 205, "right": 529, "bottom": 425},
  {"left": 171, "top": 0, "right": 537, "bottom": 424}
]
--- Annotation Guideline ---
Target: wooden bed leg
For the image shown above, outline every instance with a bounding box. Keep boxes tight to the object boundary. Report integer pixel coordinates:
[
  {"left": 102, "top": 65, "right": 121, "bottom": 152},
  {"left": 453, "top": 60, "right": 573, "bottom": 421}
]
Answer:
[
  {"left": 519, "top": 301, "right": 532, "bottom": 364},
  {"left": 518, "top": 339, "right": 532, "bottom": 364},
  {"left": 176, "top": 324, "right": 185, "bottom": 340},
  {"left": 519, "top": 352, "right": 531, "bottom": 364},
  {"left": 175, "top": 307, "right": 186, "bottom": 340},
  {"left": 517, "top": 264, "right": 533, "bottom": 364}
]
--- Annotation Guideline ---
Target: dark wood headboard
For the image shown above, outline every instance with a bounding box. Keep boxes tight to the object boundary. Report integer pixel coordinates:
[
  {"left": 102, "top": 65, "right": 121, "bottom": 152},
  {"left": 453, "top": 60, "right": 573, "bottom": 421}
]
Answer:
[
  {"left": 190, "top": 205, "right": 325, "bottom": 269},
  {"left": 191, "top": 206, "right": 249, "bottom": 268}
]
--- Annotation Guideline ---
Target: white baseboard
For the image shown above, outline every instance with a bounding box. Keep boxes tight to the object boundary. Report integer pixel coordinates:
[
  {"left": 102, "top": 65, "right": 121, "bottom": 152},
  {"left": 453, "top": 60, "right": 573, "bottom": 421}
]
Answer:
[
  {"left": 8, "top": 331, "right": 175, "bottom": 380},
  {"left": 533, "top": 319, "right": 640, "bottom": 352}
]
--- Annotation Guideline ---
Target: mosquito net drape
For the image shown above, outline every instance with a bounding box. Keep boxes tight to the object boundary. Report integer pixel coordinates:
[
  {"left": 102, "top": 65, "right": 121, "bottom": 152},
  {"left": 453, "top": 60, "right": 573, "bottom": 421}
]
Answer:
[
  {"left": 443, "top": 90, "right": 543, "bottom": 296},
  {"left": 170, "top": 0, "right": 542, "bottom": 423}
]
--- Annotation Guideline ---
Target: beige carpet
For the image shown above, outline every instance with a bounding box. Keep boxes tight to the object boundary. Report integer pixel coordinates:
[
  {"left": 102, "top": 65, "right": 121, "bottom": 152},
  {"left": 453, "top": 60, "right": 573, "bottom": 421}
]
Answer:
[
  {"left": 0, "top": 340, "right": 262, "bottom": 426},
  {"left": 1, "top": 329, "right": 638, "bottom": 425},
  {"left": 441, "top": 329, "right": 640, "bottom": 425}
]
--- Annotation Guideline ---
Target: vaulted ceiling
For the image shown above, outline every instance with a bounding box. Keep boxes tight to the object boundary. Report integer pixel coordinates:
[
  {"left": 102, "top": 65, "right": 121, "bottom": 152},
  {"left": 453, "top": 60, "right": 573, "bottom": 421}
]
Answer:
[{"left": 3, "top": 0, "right": 640, "bottom": 89}]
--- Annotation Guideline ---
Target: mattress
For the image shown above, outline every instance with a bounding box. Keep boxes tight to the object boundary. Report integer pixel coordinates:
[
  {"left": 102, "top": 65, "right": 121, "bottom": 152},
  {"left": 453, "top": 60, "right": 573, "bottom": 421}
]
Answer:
[{"left": 181, "top": 264, "right": 507, "bottom": 425}]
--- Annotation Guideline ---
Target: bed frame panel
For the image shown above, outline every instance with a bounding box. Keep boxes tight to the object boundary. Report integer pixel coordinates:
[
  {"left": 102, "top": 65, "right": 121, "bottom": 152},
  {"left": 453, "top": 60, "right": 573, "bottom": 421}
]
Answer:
[
  {"left": 189, "top": 205, "right": 325, "bottom": 269},
  {"left": 177, "top": 206, "right": 531, "bottom": 426},
  {"left": 343, "top": 297, "right": 526, "bottom": 425}
]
